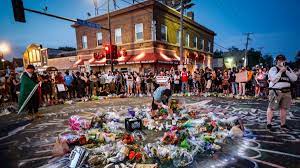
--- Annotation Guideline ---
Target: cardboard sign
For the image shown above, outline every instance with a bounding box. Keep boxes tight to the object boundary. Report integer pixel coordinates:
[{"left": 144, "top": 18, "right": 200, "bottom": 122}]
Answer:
[
  {"left": 156, "top": 76, "right": 169, "bottom": 85},
  {"left": 235, "top": 71, "right": 248, "bottom": 83},
  {"left": 57, "top": 84, "right": 66, "bottom": 92}
]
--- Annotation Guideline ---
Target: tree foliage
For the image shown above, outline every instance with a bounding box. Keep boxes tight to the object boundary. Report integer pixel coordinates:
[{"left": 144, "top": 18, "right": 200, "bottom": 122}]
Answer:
[{"left": 58, "top": 46, "right": 76, "bottom": 51}]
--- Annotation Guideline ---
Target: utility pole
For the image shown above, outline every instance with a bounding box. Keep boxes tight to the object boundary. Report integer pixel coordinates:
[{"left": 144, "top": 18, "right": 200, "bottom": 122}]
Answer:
[
  {"left": 178, "top": 0, "right": 194, "bottom": 69},
  {"left": 179, "top": 0, "right": 184, "bottom": 67},
  {"left": 107, "top": 0, "right": 113, "bottom": 72},
  {"left": 93, "top": 0, "right": 99, "bottom": 16},
  {"left": 243, "top": 32, "right": 253, "bottom": 67}
]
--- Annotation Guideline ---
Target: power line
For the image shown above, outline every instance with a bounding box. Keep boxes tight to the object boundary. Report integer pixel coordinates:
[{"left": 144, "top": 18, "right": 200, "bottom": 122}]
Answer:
[{"left": 214, "top": 42, "right": 229, "bottom": 51}]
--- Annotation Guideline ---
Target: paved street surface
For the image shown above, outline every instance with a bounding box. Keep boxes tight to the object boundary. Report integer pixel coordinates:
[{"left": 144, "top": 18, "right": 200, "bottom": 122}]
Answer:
[{"left": 0, "top": 97, "right": 299, "bottom": 168}]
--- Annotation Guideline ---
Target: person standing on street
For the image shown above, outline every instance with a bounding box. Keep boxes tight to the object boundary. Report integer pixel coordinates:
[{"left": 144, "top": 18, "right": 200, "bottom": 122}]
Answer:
[
  {"left": 89, "top": 71, "right": 98, "bottom": 97},
  {"left": 64, "top": 70, "right": 74, "bottom": 99},
  {"left": 20, "top": 65, "right": 39, "bottom": 118},
  {"left": 8, "top": 72, "right": 20, "bottom": 102},
  {"left": 181, "top": 68, "right": 189, "bottom": 93},
  {"left": 238, "top": 67, "right": 247, "bottom": 98},
  {"left": 267, "top": 55, "right": 298, "bottom": 130},
  {"left": 193, "top": 68, "right": 202, "bottom": 95}
]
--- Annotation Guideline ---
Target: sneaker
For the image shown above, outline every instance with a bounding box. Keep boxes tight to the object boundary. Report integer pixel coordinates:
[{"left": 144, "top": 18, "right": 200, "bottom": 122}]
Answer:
[
  {"left": 266, "top": 124, "right": 272, "bottom": 130},
  {"left": 280, "top": 124, "right": 290, "bottom": 131}
]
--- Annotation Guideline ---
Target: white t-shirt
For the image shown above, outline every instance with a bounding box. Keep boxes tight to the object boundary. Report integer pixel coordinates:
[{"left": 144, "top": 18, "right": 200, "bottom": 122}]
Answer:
[
  {"left": 173, "top": 74, "right": 180, "bottom": 84},
  {"left": 126, "top": 75, "right": 134, "bottom": 84},
  {"left": 268, "top": 66, "right": 297, "bottom": 89},
  {"left": 106, "top": 75, "right": 114, "bottom": 83},
  {"left": 136, "top": 76, "right": 141, "bottom": 83}
]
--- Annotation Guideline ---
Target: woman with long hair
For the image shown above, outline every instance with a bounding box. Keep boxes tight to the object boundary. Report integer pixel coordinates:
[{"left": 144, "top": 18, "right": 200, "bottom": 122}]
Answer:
[
  {"left": 135, "top": 73, "right": 142, "bottom": 96},
  {"left": 126, "top": 72, "right": 134, "bottom": 96},
  {"left": 222, "top": 71, "right": 230, "bottom": 96},
  {"left": 255, "top": 68, "right": 267, "bottom": 97}
]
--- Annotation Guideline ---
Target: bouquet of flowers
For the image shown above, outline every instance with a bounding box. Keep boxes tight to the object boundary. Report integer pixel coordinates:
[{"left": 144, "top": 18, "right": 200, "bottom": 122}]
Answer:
[{"left": 122, "top": 134, "right": 134, "bottom": 144}]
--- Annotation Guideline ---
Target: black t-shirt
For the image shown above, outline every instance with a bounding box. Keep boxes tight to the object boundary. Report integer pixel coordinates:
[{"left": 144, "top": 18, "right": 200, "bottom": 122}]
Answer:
[
  {"left": 146, "top": 75, "right": 153, "bottom": 83},
  {"left": 229, "top": 72, "right": 236, "bottom": 83},
  {"left": 204, "top": 72, "right": 212, "bottom": 80}
]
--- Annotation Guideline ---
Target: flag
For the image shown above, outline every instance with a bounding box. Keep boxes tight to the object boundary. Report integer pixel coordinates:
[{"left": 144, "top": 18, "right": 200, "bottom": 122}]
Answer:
[{"left": 18, "top": 73, "right": 38, "bottom": 114}]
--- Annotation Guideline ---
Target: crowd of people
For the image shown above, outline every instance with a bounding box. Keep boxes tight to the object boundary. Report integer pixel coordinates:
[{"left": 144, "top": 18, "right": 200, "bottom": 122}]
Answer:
[{"left": 1, "top": 62, "right": 300, "bottom": 107}]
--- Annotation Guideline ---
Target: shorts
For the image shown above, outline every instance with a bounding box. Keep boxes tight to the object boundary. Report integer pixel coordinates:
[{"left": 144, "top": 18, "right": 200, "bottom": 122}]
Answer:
[
  {"left": 223, "top": 85, "right": 229, "bottom": 90},
  {"left": 127, "top": 81, "right": 133, "bottom": 88},
  {"left": 268, "top": 90, "right": 292, "bottom": 110}
]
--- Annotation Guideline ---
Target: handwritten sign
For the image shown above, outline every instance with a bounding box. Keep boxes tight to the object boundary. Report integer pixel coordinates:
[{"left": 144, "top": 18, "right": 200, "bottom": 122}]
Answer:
[
  {"left": 57, "top": 84, "right": 66, "bottom": 92},
  {"left": 156, "top": 76, "right": 169, "bottom": 85},
  {"left": 235, "top": 71, "right": 248, "bottom": 83}
]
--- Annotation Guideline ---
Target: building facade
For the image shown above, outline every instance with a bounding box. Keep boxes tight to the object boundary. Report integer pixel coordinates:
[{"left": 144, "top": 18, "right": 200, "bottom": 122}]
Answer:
[
  {"left": 23, "top": 43, "right": 78, "bottom": 71},
  {"left": 73, "top": 0, "right": 215, "bottom": 73},
  {"left": 23, "top": 43, "right": 45, "bottom": 69}
]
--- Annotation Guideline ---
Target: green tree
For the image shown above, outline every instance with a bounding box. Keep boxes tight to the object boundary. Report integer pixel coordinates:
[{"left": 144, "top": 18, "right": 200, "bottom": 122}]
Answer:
[
  {"left": 262, "top": 54, "right": 274, "bottom": 68},
  {"left": 213, "top": 49, "right": 223, "bottom": 58},
  {"left": 247, "top": 48, "right": 263, "bottom": 67},
  {"left": 58, "top": 46, "right": 76, "bottom": 51},
  {"left": 295, "top": 51, "right": 300, "bottom": 63}
]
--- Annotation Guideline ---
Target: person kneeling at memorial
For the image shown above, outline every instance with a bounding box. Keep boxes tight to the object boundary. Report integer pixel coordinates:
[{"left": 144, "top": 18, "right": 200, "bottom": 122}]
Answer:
[{"left": 151, "top": 86, "right": 172, "bottom": 118}]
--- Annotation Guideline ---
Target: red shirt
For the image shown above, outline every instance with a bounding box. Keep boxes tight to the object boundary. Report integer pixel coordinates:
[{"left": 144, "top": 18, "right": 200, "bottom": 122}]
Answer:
[{"left": 181, "top": 71, "right": 188, "bottom": 82}]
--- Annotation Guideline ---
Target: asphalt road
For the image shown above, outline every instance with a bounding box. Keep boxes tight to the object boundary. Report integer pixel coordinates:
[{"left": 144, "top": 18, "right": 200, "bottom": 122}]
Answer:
[{"left": 0, "top": 97, "right": 299, "bottom": 168}]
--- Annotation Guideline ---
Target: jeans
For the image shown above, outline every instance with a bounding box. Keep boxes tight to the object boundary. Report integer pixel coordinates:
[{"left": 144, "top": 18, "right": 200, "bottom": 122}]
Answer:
[
  {"left": 181, "top": 82, "right": 188, "bottom": 93},
  {"left": 231, "top": 82, "right": 238, "bottom": 95},
  {"left": 239, "top": 82, "right": 246, "bottom": 96},
  {"left": 174, "top": 83, "right": 180, "bottom": 93}
]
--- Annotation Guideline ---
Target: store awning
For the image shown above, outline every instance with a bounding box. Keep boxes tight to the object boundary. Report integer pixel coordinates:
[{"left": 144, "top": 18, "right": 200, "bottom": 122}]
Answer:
[
  {"left": 127, "top": 53, "right": 156, "bottom": 64},
  {"left": 89, "top": 57, "right": 106, "bottom": 66},
  {"left": 73, "top": 59, "right": 84, "bottom": 67},
  {"left": 157, "top": 53, "right": 180, "bottom": 64},
  {"left": 127, "top": 53, "right": 179, "bottom": 64},
  {"left": 116, "top": 55, "right": 132, "bottom": 64}
]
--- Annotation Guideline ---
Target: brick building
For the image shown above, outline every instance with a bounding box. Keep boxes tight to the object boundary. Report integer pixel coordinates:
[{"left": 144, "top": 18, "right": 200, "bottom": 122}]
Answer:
[
  {"left": 23, "top": 43, "right": 77, "bottom": 71},
  {"left": 73, "top": 0, "right": 215, "bottom": 73}
]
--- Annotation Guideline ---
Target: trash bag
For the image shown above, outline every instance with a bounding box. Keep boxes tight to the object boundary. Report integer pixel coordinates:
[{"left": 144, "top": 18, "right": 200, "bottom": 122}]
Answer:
[
  {"left": 229, "top": 126, "right": 243, "bottom": 138},
  {"left": 172, "top": 150, "right": 193, "bottom": 167},
  {"left": 52, "top": 137, "right": 70, "bottom": 156}
]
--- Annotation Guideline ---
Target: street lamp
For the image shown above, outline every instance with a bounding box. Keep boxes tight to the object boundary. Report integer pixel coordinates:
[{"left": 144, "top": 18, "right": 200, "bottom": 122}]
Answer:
[
  {"left": 0, "top": 42, "right": 10, "bottom": 54},
  {"left": 0, "top": 42, "right": 10, "bottom": 70}
]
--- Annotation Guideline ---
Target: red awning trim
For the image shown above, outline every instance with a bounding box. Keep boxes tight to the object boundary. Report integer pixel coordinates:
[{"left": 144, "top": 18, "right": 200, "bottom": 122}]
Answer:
[{"left": 76, "top": 52, "right": 179, "bottom": 66}]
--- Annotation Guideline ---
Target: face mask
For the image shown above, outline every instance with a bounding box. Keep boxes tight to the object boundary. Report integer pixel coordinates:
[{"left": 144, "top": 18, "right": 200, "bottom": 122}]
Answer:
[{"left": 278, "top": 61, "right": 285, "bottom": 67}]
